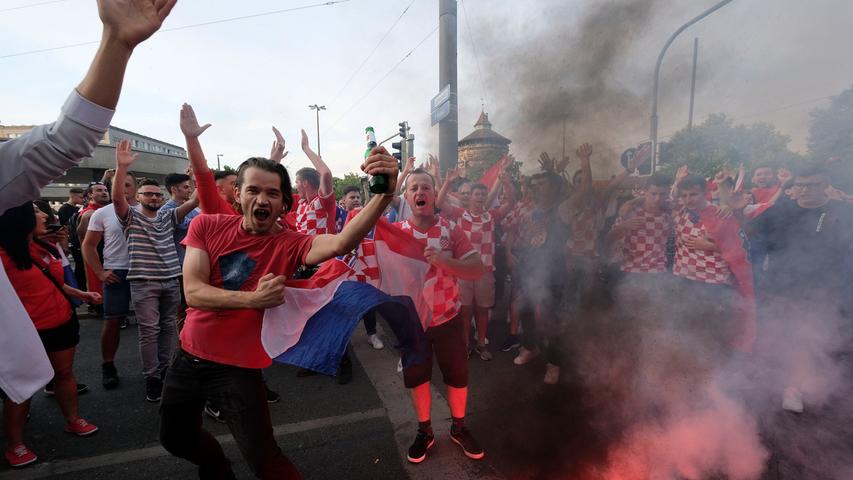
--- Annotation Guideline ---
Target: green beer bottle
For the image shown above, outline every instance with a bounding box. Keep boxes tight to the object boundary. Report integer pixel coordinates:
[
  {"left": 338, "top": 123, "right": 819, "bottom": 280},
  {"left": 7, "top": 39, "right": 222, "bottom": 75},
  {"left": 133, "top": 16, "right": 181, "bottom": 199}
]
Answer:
[{"left": 365, "top": 126, "right": 388, "bottom": 194}]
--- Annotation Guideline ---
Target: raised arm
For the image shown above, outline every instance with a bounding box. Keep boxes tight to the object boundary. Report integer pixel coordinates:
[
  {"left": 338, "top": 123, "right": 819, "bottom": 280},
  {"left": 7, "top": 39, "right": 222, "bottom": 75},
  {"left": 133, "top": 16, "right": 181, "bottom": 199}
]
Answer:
[
  {"left": 175, "top": 190, "right": 199, "bottom": 223},
  {"left": 436, "top": 167, "right": 461, "bottom": 211},
  {"left": 396, "top": 156, "right": 416, "bottom": 195},
  {"left": 301, "top": 129, "right": 334, "bottom": 197},
  {"left": 269, "top": 126, "right": 288, "bottom": 164},
  {"left": 111, "top": 140, "right": 137, "bottom": 220},
  {"left": 494, "top": 173, "right": 517, "bottom": 218},
  {"left": 305, "top": 148, "right": 398, "bottom": 264}
]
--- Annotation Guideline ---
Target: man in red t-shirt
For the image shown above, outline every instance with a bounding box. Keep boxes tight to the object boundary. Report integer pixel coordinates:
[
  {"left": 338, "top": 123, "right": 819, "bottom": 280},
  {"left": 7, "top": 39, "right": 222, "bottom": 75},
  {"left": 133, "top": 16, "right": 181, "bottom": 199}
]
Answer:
[
  {"left": 436, "top": 168, "right": 515, "bottom": 360},
  {"left": 76, "top": 181, "right": 110, "bottom": 311},
  {"left": 395, "top": 168, "right": 486, "bottom": 465},
  {"left": 158, "top": 151, "right": 400, "bottom": 479}
]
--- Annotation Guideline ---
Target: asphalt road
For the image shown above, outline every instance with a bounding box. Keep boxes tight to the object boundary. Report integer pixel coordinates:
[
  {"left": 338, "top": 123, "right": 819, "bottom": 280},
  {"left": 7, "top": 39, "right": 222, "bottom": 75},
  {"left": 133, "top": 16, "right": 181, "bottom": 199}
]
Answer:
[{"left": 2, "top": 300, "right": 851, "bottom": 479}]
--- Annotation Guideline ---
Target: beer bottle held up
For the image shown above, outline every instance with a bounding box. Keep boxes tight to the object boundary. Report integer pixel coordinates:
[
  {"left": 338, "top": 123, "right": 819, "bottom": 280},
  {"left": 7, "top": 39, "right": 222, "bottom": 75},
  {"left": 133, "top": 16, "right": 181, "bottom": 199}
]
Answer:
[{"left": 365, "top": 126, "right": 388, "bottom": 194}]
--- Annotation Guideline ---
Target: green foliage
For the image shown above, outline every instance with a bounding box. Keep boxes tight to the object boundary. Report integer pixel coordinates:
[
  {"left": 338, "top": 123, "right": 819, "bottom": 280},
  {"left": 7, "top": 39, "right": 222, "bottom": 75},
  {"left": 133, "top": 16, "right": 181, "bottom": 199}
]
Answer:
[
  {"left": 659, "top": 114, "right": 803, "bottom": 178},
  {"left": 333, "top": 172, "right": 365, "bottom": 199},
  {"left": 808, "top": 86, "right": 853, "bottom": 189},
  {"left": 220, "top": 164, "right": 237, "bottom": 174}
]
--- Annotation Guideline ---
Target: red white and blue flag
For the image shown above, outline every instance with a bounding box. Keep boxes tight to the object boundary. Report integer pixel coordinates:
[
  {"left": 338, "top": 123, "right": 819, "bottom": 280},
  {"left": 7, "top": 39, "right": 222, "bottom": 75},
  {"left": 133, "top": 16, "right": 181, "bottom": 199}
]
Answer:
[{"left": 261, "top": 218, "right": 432, "bottom": 375}]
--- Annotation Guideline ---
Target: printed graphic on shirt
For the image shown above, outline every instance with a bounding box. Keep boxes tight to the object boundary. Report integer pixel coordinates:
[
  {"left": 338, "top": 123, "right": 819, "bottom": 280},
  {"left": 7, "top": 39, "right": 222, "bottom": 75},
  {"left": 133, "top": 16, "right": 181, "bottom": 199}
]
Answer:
[{"left": 219, "top": 251, "right": 256, "bottom": 291}]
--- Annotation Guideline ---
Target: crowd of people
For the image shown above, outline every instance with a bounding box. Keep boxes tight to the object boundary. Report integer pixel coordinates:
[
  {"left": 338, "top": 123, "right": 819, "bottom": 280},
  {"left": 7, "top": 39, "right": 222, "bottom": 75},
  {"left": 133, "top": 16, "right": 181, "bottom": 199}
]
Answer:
[{"left": 1, "top": 1, "right": 852, "bottom": 479}]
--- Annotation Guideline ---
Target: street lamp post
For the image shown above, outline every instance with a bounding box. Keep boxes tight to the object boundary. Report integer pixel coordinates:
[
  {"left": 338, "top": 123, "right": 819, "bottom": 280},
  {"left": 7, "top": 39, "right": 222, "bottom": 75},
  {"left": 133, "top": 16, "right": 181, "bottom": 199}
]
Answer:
[
  {"left": 216, "top": 154, "right": 223, "bottom": 171},
  {"left": 649, "top": 0, "right": 734, "bottom": 171},
  {"left": 308, "top": 104, "right": 326, "bottom": 156}
]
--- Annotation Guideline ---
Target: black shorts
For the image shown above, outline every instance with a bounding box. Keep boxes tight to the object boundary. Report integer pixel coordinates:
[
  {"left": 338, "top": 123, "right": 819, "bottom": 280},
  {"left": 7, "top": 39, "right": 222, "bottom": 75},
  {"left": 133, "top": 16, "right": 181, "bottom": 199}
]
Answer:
[
  {"left": 37, "top": 312, "right": 80, "bottom": 353},
  {"left": 403, "top": 315, "right": 468, "bottom": 389}
]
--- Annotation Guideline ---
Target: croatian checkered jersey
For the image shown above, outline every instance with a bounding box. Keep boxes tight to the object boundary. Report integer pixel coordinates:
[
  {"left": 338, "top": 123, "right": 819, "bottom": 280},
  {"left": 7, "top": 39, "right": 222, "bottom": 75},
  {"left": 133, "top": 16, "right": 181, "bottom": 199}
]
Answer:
[
  {"left": 396, "top": 217, "right": 476, "bottom": 327},
  {"left": 567, "top": 208, "right": 599, "bottom": 258},
  {"left": 295, "top": 193, "right": 336, "bottom": 235},
  {"left": 614, "top": 205, "right": 673, "bottom": 273},
  {"left": 673, "top": 206, "right": 733, "bottom": 284},
  {"left": 443, "top": 205, "right": 502, "bottom": 272}
]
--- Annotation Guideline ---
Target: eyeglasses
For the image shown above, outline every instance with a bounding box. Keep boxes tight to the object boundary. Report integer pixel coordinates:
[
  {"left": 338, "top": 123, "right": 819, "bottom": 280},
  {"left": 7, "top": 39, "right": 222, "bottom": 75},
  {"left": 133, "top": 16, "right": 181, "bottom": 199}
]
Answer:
[
  {"left": 793, "top": 182, "right": 825, "bottom": 190},
  {"left": 140, "top": 192, "right": 164, "bottom": 198},
  {"left": 88, "top": 181, "right": 106, "bottom": 188}
]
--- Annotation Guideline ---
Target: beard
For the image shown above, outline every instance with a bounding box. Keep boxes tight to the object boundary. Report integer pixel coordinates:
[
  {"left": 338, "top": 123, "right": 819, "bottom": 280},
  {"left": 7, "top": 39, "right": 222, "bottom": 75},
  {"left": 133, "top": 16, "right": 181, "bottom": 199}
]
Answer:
[{"left": 142, "top": 203, "right": 160, "bottom": 212}]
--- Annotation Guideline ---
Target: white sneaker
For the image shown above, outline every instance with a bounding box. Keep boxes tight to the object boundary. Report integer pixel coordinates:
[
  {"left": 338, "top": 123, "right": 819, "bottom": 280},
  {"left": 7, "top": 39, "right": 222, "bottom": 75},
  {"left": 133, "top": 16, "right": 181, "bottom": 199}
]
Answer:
[
  {"left": 396, "top": 358, "right": 403, "bottom": 373},
  {"left": 782, "top": 387, "right": 804, "bottom": 413},
  {"left": 544, "top": 363, "right": 560, "bottom": 385},
  {"left": 513, "top": 346, "right": 540, "bottom": 366},
  {"left": 368, "top": 334, "right": 384, "bottom": 350}
]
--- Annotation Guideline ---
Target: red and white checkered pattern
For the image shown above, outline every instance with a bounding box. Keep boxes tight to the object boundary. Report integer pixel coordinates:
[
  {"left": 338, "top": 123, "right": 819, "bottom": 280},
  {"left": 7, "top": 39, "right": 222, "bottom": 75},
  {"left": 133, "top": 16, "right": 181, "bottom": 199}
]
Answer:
[
  {"left": 398, "top": 217, "right": 464, "bottom": 326},
  {"left": 340, "top": 239, "right": 381, "bottom": 286},
  {"left": 673, "top": 209, "right": 732, "bottom": 284},
  {"left": 295, "top": 196, "right": 331, "bottom": 235},
  {"left": 502, "top": 200, "right": 532, "bottom": 234},
  {"left": 568, "top": 209, "right": 599, "bottom": 257},
  {"left": 457, "top": 209, "right": 498, "bottom": 272},
  {"left": 616, "top": 206, "right": 672, "bottom": 273}
]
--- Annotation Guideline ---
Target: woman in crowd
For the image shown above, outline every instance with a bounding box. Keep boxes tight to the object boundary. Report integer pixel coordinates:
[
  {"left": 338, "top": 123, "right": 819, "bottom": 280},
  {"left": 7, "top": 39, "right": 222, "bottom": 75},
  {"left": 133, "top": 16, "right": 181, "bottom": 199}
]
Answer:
[{"left": 1, "top": 202, "right": 102, "bottom": 468}]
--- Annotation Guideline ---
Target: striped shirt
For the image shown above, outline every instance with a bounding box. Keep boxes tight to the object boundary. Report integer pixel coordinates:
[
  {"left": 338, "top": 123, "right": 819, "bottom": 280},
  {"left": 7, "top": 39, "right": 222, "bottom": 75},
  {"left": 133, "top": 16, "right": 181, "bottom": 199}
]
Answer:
[{"left": 120, "top": 207, "right": 182, "bottom": 281}]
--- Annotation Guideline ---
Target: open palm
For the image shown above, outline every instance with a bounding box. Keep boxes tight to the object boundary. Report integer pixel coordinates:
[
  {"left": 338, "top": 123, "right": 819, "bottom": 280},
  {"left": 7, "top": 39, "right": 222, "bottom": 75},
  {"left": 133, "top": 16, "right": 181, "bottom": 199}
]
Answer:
[{"left": 97, "top": 0, "right": 177, "bottom": 49}]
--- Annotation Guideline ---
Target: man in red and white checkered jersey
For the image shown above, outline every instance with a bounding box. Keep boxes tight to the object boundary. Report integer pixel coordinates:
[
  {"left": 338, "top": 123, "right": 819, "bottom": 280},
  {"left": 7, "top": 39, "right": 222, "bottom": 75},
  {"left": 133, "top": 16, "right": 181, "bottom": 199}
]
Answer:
[
  {"left": 435, "top": 168, "right": 516, "bottom": 360},
  {"left": 394, "top": 168, "right": 486, "bottom": 465},
  {"left": 293, "top": 130, "right": 337, "bottom": 236},
  {"left": 608, "top": 174, "right": 674, "bottom": 275},
  {"left": 669, "top": 174, "right": 745, "bottom": 361}
]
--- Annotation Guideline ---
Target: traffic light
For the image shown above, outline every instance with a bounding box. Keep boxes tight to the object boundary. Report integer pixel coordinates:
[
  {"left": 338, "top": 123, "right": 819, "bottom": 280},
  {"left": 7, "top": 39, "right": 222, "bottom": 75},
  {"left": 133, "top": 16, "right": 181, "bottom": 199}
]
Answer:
[{"left": 391, "top": 121, "right": 410, "bottom": 168}]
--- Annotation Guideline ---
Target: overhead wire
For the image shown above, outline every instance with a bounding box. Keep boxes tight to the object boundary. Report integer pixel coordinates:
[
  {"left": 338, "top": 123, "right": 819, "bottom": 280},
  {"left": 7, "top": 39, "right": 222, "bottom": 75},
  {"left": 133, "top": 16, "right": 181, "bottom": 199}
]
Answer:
[
  {"left": 0, "top": 0, "right": 352, "bottom": 60},
  {"left": 0, "top": 0, "right": 70, "bottom": 14},
  {"left": 328, "top": 0, "right": 418, "bottom": 107},
  {"left": 459, "top": 0, "right": 488, "bottom": 110}
]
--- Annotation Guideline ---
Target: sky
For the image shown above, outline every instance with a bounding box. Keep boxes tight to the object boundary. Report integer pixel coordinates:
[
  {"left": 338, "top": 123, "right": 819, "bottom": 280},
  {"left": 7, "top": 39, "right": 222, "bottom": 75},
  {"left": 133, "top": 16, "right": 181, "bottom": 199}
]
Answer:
[{"left": 1, "top": 0, "right": 851, "bottom": 177}]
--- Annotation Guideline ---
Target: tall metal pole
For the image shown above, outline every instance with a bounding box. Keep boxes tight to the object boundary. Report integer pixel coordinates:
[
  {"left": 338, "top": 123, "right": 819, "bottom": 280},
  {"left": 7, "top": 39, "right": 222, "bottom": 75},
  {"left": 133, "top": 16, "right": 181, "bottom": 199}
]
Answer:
[
  {"left": 438, "top": 0, "right": 458, "bottom": 175},
  {"left": 308, "top": 104, "right": 326, "bottom": 157},
  {"left": 216, "top": 154, "right": 223, "bottom": 171},
  {"left": 687, "top": 37, "right": 699, "bottom": 130},
  {"left": 650, "top": 0, "right": 734, "bottom": 171}
]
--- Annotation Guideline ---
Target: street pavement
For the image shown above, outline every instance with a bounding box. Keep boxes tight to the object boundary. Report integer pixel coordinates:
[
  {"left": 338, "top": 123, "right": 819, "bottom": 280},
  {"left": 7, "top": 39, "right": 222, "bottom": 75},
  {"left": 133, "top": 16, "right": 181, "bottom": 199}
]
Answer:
[{"left": 1, "top": 299, "right": 850, "bottom": 479}]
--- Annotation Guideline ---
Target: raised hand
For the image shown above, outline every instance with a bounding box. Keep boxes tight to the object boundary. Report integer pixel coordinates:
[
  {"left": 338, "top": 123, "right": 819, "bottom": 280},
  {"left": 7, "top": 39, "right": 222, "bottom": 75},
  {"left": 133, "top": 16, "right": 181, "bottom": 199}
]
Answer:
[
  {"left": 253, "top": 273, "right": 287, "bottom": 309},
  {"left": 445, "top": 167, "right": 461, "bottom": 183},
  {"left": 269, "top": 126, "right": 288, "bottom": 164},
  {"left": 116, "top": 140, "right": 138, "bottom": 168},
  {"left": 361, "top": 146, "right": 400, "bottom": 194},
  {"left": 538, "top": 152, "right": 556, "bottom": 172},
  {"left": 675, "top": 165, "right": 690, "bottom": 182},
  {"left": 180, "top": 104, "right": 212, "bottom": 138},
  {"left": 404, "top": 156, "right": 416, "bottom": 173},
  {"left": 97, "top": 0, "right": 177, "bottom": 50},
  {"left": 777, "top": 167, "right": 792, "bottom": 185},
  {"left": 555, "top": 155, "right": 570, "bottom": 174},
  {"left": 576, "top": 143, "right": 593, "bottom": 159}
]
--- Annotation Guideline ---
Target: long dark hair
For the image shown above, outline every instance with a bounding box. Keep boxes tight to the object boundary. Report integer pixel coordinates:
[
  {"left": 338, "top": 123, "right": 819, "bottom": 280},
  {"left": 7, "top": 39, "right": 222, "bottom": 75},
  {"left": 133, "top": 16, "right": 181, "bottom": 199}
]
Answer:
[{"left": 0, "top": 202, "right": 37, "bottom": 270}]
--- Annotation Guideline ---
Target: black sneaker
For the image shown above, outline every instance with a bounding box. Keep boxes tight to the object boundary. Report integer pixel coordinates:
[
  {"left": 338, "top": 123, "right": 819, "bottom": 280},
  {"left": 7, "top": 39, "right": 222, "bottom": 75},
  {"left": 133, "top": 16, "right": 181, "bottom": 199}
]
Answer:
[
  {"left": 406, "top": 430, "right": 435, "bottom": 464},
  {"left": 500, "top": 335, "right": 520, "bottom": 352},
  {"left": 120, "top": 318, "right": 129, "bottom": 329},
  {"left": 204, "top": 402, "right": 225, "bottom": 423},
  {"left": 266, "top": 386, "right": 281, "bottom": 404},
  {"left": 145, "top": 377, "right": 163, "bottom": 403},
  {"left": 44, "top": 382, "right": 88, "bottom": 396},
  {"left": 102, "top": 363, "right": 119, "bottom": 390},
  {"left": 450, "top": 427, "right": 484, "bottom": 460}
]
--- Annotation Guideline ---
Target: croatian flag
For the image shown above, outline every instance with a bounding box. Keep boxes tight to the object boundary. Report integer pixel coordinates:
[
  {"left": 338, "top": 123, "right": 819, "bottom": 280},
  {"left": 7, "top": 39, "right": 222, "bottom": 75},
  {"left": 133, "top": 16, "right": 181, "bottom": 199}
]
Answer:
[{"left": 261, "top": 219, "right": 431, "bottom": 375}]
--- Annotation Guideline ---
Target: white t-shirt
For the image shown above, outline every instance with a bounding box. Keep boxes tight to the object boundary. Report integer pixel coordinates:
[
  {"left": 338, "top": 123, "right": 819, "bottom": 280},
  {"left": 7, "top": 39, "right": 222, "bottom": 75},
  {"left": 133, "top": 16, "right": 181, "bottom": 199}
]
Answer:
[{"left": 87, "top": 203, "right": 141, "bottom": 270}]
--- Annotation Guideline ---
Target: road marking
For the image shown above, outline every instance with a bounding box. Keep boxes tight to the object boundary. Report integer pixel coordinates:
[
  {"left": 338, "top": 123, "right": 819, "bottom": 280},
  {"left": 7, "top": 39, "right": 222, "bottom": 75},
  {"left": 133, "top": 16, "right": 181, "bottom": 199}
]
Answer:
[
  {"left": 351, "top": 321, "right": 503, "bottom": 480},
  {"left": 0, "top": 408, "right": 386, "bottom": 480}
]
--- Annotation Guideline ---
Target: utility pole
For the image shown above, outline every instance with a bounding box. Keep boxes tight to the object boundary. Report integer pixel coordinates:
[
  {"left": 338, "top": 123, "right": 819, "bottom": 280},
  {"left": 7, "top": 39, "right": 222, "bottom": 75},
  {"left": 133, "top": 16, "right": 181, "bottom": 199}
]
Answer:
[
  {"left": 688, "top": 37, "right": 699, "bottom": 130},
  {"left": 216, "top": 154, "right": 223, "bottom": 171},
  {"left": 438, "top": 0, "right": 458, "bottom": 174},
  {"left": 308, "top": 104, "right": 326, "bottom": 156},
  {"left": 650, "top": 0, "right": 734, "bottom": 171}
]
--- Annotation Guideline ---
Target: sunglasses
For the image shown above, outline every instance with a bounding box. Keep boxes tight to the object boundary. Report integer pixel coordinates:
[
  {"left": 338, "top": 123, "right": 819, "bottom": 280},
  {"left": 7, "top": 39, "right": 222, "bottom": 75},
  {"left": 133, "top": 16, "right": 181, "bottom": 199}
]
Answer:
[{"left": 140, "top": 192, "right": 164, "bottom": 198}]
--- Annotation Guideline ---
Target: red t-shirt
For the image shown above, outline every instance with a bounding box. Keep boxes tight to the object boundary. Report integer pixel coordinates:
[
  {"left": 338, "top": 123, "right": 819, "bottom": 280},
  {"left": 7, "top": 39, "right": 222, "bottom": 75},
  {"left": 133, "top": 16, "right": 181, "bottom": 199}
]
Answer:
[
  {"left": 180, "top": 214, "right": 315, "bottom": 368},
  {"left": 1, "top": 244, "right": 71, "bottom": 330}
]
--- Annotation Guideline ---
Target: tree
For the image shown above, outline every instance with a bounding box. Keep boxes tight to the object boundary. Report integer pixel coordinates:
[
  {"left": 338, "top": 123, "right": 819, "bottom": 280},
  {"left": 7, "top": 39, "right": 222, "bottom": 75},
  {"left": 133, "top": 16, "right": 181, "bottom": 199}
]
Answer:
[
  {"left": 220, "top": 164, "right": 236, "bottom": 174},
  {"left": 808, "top": 86, "right": 853, "bottom": 189},
  {"left": 659, "top": 114, "right": 802, "bottom": 179},
  {"left": 333, "top": 172, "right": 364, "bottom": 199}
]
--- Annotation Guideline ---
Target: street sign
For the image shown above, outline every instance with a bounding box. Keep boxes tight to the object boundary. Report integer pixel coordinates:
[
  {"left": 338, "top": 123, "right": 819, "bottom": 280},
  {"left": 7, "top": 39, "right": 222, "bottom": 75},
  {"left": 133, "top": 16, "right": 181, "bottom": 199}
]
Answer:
[
  {"left": 620, "top": 142, "right": 653, "bottom": 175},
  {"left": 431, "top": 84, "right": 451, "bottom": 111},
  {"left": 430, "top": 84, "right": 452, "bottom": 126},
  {"left": 431, "top": 101, "right": 451, "bottom": 126}
]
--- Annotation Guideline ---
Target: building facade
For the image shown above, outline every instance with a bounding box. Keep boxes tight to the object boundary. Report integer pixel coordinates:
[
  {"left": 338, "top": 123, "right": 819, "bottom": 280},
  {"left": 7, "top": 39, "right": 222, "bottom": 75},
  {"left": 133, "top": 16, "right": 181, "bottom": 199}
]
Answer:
[
  {"left": 0, "top": 125, "right": 188, "bottom": 203},
  {"left": 457, "top": 111, "right": 511, "bottom": 181}
]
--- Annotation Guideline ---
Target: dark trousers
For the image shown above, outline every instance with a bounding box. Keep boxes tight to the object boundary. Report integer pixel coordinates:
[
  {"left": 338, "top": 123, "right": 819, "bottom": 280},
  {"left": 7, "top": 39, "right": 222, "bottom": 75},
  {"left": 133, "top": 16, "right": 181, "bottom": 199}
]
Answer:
[
  {"left": 159, "top": 350, "right": 301, "bottom": 479},
  {"left": 70, "top": 247, "right": 87, "bottom": 291},
  {"left": 521, "top": 282, "right": 564, "bottom": 366},
  {"left": 363, "top": 310, "right": 377, "bottom": 336}
]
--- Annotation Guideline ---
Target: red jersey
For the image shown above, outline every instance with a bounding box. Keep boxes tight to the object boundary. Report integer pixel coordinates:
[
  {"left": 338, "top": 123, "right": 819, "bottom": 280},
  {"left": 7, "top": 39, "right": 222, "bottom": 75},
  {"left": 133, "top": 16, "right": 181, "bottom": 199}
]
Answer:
[
  {"left": 180, "top": 214, "right": 314, "bottom": 368},
  {"left": 614, "top": 204, "right": 673, "bottom": 274},
  {"left": 673, "top": 205, "right": 733, "bottom": 285},
  {"left": 567, "top": 208, "right": 599, "bottom": 257},
  {"left": 1, "top": 244, "right": 71, "bottom": 330},
  {"left": 443, "top": 205, "right": 503, "bottom": 272},
  {"left": 395, "top": 217, "right": 477, "bottom": 327},
  {"left": 295, "top": 192, "right": 337, "bottom": 235},
  {"left": 502, "top": 199, "right": 532, "bottom": 235}
]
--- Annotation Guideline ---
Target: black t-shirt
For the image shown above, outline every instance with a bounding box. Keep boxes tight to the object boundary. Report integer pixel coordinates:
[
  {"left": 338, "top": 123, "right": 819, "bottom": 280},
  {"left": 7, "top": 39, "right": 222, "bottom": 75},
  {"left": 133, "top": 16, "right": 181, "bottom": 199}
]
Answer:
[
  {"left": 57, "top": 202, "right": 79, "bottom": 227},
  {"left": 519, "top": 206, "right": 571, "bottom": 287},
  {"left": 749, "top": 200, "right": 853, "bottom": 300}
]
